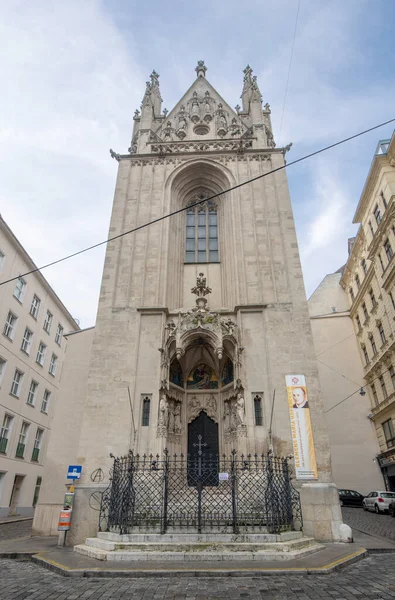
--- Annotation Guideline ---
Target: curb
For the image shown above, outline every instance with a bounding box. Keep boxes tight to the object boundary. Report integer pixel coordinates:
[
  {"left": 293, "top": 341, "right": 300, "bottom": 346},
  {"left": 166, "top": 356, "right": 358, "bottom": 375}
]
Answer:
[
  {"left": 0, "top": 517, "right": 33, "bottom": 525},
  {"left": 29, "top": 548, "right": 368, "bottom": 578}
]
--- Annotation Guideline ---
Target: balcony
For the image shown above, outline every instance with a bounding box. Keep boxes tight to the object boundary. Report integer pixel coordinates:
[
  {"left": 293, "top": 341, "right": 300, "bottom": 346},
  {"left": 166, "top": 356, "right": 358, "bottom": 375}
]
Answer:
[
  {"left": 31, "top": 448, "right": 40, "bottom": 462},
  {"left": 15, "top": 443, "right": 25, "bottom": 458},
  {"left": 0, "top": 437, "right": 8, "bottom": 454}
]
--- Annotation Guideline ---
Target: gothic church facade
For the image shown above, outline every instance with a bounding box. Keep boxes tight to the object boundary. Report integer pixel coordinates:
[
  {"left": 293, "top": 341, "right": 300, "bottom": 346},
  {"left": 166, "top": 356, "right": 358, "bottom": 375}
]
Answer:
[{"left": 34, "top": 62, "right": 343, "bottom": 543}]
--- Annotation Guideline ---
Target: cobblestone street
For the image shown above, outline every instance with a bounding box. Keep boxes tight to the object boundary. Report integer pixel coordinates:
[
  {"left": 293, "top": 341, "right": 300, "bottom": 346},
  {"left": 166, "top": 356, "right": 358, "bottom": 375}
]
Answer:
[
  {"left": 0, "top": 554, "right": 395, "bottom": 600},
  {"left": 342, "top": 507, "right": 395, "bottom": 542},
  {"left": 0, "top": 519, "right": 33, "bottom": 542}
]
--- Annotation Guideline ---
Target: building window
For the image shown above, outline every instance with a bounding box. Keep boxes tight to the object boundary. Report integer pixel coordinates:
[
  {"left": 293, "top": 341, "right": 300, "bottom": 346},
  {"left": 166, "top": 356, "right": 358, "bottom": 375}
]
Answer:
[
  {"left": 185, "top": 199, "right": 219, "bottom": 263},
  {"left": 3, "top": 311, "right": 18, "bottom": 340},
  {"left": 0, "top": 414, "right": 13, "bottom": 454},
  {"left": 0, "top": 249, "right": 5, "bottom": 272},
  {"left": 36, "top": 342, "right": 47, "bottom": 366},
  {"left": 32, "top": 428, "right": 43, "bottom": 462},
  {"left": 41, "top": 389, "right": 51, "bottom": 413},
  {"left": 390, "top": 366, "right": 395, "bottom": 389},
  {"left": 21, "top": 328, "right": 33, "bottom": 354},
  {"left": 369, "top": 220, "right": 374, "bottom": 236},
  {"left": 55, "top": 324, "right": 64, "bottom": 346},
  {"left": 371, "top": 383, "right": 378, "bottom": 406},
  {"left": 141, "top": 396, "right": 151, "bottom": 426},
  {"left": 349, "top": 287, "right": 355, "bottom": 302},
  {"left": 253, "top": 394, "right": 263, "bottom": 426},
  {"left": 381, "top": 190, "right": 388, "bottom": 209},
  {"left": 49, "top": 353, "right": 57, "bottom": 376},
  {"left": 379, "top": 253, "right": 385, "bottom": 272},
  {"left": 378, "top": 322, "right": 386, "bottom": 345},
  {"left": 32, "top": 476, "right": 42, "bottom": 507},
  {"left": 355, "top": 274, "right": 360, "bottom": 289},
  {"left": 374, "top": 204, "right": 382, "bottom": 226},
  {"left": 382, "top": 419, "right": 395, "bottom": 449},
  {"left": 0, "top": 357, "right": 6, "bottom": 384},
  {"left": 356, "top": 315, "right": 362, "bottom": 331},
  {"left": 390, "top": 291, "right": 395, "bottom": 310},
  {"left": 43, "top": 311, "right": 53, "bottom": 334},
  {"left": 379, "top": 375, "right": 388, "bottom": 399},
  {"left": 13, "top": 277, "right": 26, "bottom": 303},
  {"left": 361, "top": 259, "right": 367, "bottom": 274},
  {"left": 27, "top": 380, "right": 38, "bottom": 406},
  {"left": 10, "top": 369, "right": 23, "bottom": 397},
  {"left": 369, "top": 288, "right": 377, "bottom": 309},
  {"left": 370, "top": 335, "right": 377, "bottom": 356},
  {"left": 362, "top": 302, "right": 369, "bottom": 321},
  {"left": 30, "top": 295, "right": 41, "bottom": 319},
  {"left": 16, "top": 422, "right": 29, "bottom": 458},
  {"left": 384, "top": 239, "right": 393, "bottom": 262},
  {"left": 362, "top": 345, "right": 369, "bottom": 365}
]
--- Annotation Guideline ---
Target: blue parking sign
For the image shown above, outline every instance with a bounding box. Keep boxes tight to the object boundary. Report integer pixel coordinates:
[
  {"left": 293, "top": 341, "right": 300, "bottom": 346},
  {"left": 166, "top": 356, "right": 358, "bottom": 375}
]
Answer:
[{"left": 67, "top": 465, "right": 82, "bottom": 479}]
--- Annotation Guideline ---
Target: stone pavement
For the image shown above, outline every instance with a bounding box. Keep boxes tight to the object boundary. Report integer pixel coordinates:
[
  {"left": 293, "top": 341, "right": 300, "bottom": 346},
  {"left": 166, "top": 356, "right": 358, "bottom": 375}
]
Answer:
[
  {"left": 0, "top": 518, "right": 33, "bottom": 542},
  {"left": 1, "top": 554, "right": 395, "bottom": 599},
  {"left": 342, "top": 507, "right": 395, "bottom": 542}
]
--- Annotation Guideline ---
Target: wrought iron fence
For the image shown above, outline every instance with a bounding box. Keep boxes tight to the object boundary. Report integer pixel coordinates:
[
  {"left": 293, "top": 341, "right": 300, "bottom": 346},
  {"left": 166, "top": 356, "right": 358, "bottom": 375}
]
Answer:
[{"left": 99, "top": 444, "right": 302, "bottom": 535}]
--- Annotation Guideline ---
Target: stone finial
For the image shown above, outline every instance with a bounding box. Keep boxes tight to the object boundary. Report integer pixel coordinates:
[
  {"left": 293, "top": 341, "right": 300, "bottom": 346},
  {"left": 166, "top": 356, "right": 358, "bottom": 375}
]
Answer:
[
  {"left": 235, "top": 104, "right": 241, "bottom": 114},
  {"left": 163, "top": 108, "right": 168, "bottom": 117},
  {"left": 191, "top": 272, "right": 212, "bottom": 311},
  {"left": 195, "top": 60, "right": 207, "bottom": 78}
]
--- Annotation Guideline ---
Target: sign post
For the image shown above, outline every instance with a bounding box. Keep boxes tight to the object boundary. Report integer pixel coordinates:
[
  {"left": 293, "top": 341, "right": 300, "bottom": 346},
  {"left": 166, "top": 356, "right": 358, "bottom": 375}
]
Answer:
[{"left": 57, "top": 465, "right": 82, "bottom": 546}]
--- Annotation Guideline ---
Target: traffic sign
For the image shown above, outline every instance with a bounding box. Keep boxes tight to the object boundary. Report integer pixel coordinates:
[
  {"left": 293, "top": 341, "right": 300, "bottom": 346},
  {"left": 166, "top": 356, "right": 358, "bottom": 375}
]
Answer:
[{"left": 67, "top": 465, "right": 82, "bottom": 479}]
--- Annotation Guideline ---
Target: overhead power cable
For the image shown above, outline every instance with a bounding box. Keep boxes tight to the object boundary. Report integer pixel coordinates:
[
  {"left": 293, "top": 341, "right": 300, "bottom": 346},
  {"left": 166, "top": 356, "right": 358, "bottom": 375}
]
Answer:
[
  {"left": 324, "top": 364, "right": 394, "bottom": 414},
  {"left": 279, "top": 0, "right": 301, "bottom": 138},
  {"left": 1, "top": 116, "right": 395, "bottom": 289}
]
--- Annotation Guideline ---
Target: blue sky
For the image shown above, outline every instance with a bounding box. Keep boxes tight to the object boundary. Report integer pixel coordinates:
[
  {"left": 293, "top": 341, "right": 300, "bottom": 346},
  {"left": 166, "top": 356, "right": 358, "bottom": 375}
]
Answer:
[{"left": 0, "top": 0, "right": 394, "bottom": 327}]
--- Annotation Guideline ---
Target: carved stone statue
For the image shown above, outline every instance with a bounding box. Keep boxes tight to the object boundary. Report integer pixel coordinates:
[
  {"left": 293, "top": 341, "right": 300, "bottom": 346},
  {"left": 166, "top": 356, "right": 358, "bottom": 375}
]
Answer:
[
  {"left": 158, "top": 394, "right": 169, "bottom": 429},
  {"left": 174, "top": 403, "right": 181, "bottom": 433},
  {"left": 236, "top": 393, "right": 245, "bottom": 426}
]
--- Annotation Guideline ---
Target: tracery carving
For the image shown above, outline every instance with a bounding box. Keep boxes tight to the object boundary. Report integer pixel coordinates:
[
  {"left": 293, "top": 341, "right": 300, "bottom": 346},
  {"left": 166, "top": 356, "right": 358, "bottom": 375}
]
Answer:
[{"left": 188, "top": 394, "right": 218, "bottom": 423}]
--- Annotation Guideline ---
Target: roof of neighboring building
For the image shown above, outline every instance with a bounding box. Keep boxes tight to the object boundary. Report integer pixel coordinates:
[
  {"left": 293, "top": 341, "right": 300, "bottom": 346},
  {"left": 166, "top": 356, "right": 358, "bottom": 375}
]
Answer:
[
  {"left": 353, "top": 131, "right": 395, "bottom": 223},
  {"left": 0, "top": 214, "right": 81, "bottom": 332}
]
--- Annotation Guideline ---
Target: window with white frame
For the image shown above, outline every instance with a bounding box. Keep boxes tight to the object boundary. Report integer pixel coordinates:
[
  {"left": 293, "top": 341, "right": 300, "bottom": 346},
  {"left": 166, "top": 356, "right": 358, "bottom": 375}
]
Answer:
[
  {"left": 49, "top": 353, "right": 57, "bottom": 376},
  {"left": 361, "top": 258, "right": 367, "bottom": 275},
  {"left": 36, "top": 342, "right": 46, "bottom": 366},
  {"left": 384, "top": 239, "right": 393, "bottom": 263},
  {"left": 21, "top": 328, "right": 33, "bottom": 354},
  {"left": 374, "top": 204, "right": 382, "bottom": 226},
  {"left": 27, "top": 380, "right": 38, "bottom": 406},
  {"left": 10, "top": 369, "right": 23, "bottom": 397},
  {"left": 0, "top": 249, "right": 5, "bottom": 272},
  {"left": 41, "top": 389, "right": 51, "bottom": 413},
  {"left": 0, "top": 414, "right": 13, "bottom": 454},
  {"left": 383, "top": 419, "right": 395, "bottom": 449},
  {"left": 3, "top": 311, "right": 18, "bottom": 340},
  {"left": 16, "top": 422, "right": 29, "bottom": 457},
  {"left": 55, "top": 324, "right": 63, "bottom": 346},
  {"left": 43, "top": 310, "right": 53, "bottom": 334},
  {"left": 32, "top": 428, "right": 43, "bottom": 461},
  {"left": 0, "top": 357, "right": 6, "bottom": 384},
  {"left": 13, "top": 277, "right": 26, "bottom": 302},
  {"left": 30, "top": 295, "right": 41, "bottom": 319}
]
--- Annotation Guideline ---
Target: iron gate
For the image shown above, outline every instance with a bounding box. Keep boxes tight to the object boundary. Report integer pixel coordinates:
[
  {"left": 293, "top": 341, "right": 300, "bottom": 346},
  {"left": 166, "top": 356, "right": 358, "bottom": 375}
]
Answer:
[{"left": 99, "top": 444, "right": 302, "bottom": 535}]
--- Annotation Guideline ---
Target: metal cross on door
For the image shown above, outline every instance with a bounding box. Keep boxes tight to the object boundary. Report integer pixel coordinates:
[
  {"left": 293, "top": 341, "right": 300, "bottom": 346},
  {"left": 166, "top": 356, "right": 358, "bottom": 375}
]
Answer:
[{"left": 187, "top": 411, "right": 219, "bottom": 486}]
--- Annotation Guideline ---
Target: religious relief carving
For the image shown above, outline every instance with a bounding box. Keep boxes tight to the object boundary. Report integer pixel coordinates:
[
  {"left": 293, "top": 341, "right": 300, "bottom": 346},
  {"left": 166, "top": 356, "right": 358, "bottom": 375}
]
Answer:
[
  {"left": 223, "top": 392, "right": 247, "bottom": 440},
  {"left": 176, "top": 105, "right": 188, "bottom": 139},
  {"left": 150, "top": 139, "right": 253, "bottom": 154},
  {"left": 157, "top": 393, "right": 169, "bottom": 437},
  {"left": 188, "top": 394, "right": 218, "bottom": 423},
  {"left": 216, "top": 103, "right": 228, "bottom": 138},
  {"left": 162, "top": 121, "right": 175, "bottom": 141},
  {"left": 265, "top": 125, "right": 276, "bottom": 148}
]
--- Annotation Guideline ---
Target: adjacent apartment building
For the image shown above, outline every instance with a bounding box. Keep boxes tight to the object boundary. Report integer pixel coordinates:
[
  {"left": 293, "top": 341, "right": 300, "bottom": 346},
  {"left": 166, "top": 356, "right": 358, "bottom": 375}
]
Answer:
[
  {"left": 340, "top": 132, "right": 395, "bottom": 491},
  {"left": 0, "top": 215, "right": 79, "bottom": 517}
]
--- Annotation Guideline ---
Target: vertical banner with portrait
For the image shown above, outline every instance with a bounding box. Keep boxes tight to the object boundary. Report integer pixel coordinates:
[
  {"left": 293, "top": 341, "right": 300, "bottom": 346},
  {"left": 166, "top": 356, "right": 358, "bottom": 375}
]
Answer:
[{"left": 285, "top": 375, "right": 318, "bottom": 480}]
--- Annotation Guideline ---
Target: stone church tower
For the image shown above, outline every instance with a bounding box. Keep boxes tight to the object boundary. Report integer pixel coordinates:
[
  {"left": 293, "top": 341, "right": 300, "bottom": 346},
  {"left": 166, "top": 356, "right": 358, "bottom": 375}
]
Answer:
[{"left": 34, "top": 62, "right": 344, "bottom": 544}]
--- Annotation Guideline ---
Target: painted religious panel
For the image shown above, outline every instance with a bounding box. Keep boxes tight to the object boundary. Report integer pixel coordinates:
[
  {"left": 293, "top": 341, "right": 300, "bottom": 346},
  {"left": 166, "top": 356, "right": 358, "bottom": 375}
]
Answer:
[
  {"left": 187, "top": 363, "right": 218, "bottom": 389},
  {"left": 170, "top": 358, "right": 184, "bottom": 388}
]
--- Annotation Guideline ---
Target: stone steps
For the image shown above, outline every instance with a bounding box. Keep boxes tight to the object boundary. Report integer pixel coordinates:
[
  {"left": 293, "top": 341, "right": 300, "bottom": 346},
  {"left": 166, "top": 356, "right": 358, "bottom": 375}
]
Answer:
[
  {"left": 74, "top": 533, "right": 324, "bottom": 562},
  {"left": 97, "top": 531, "right": 302, "bottom": 543}
]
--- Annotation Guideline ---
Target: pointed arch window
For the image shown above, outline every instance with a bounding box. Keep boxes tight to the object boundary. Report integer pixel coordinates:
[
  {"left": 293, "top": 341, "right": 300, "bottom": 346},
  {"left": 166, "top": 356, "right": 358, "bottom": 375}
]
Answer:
[{"left": 185, "top": 198, "right": 219, "bottom": 263}]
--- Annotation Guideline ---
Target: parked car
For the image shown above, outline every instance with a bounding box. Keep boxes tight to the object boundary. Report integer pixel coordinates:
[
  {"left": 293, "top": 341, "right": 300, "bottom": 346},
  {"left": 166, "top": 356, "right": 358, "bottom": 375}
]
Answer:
[
  {"left": 389, "top": 500, "right": 395, "bottom": 517},
  {"left": 363, "top": 491, "right": 395, "bottom": 514},
  {"left": 338, "top": 489, "right": 365, "bottom": 507}
]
